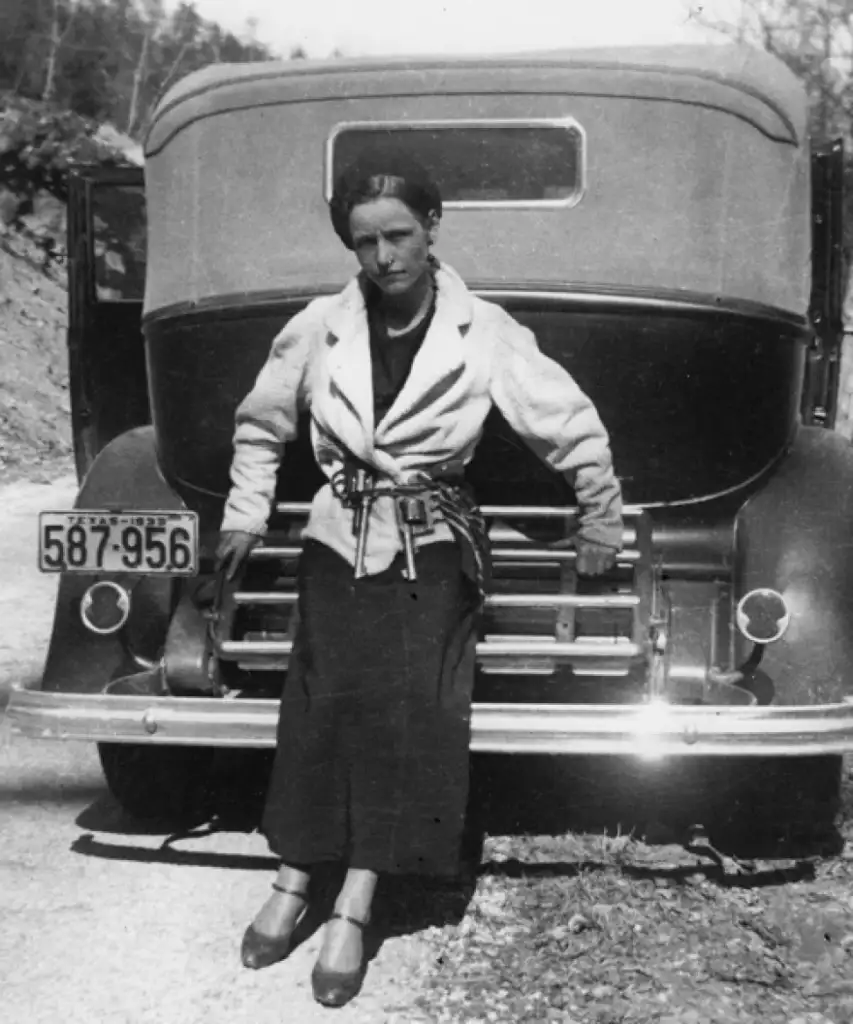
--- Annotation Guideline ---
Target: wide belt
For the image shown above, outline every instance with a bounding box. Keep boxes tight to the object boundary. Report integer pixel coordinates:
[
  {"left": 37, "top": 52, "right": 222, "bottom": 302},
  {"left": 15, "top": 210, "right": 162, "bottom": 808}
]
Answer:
[{"left": 330, "top": 463, "right": 490, "bottom": 602}]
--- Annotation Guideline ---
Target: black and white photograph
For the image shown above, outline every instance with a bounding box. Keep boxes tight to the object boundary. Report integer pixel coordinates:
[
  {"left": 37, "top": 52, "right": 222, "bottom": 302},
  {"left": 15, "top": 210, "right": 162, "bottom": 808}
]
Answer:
[{"left": 2, "top": 1, "right": 853, "bottom": 1021}]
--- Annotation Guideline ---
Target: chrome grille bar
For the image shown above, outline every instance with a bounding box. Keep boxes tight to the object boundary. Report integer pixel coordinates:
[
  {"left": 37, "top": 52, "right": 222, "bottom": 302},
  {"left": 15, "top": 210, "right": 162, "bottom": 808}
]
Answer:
[
  {"left": 249, "top": 546, "right": 302, "bottom": 560},
  {"left": 230, "top": 506, "right": 652, "bottom": 678},
  {"left": 489, "top": 547, "right": 641, "bottom": 564},
  {"left": 232, "top": 591, "right": 641, "bottom": 609},
  {"left": 219, "top": 638, "right": 642, "bottom": 659},
  {"left": 249, "top": 544, "right": 640, "bottom": 564},
  {"left": 275, "top": 502, "right": 647, "bottom": 518}
]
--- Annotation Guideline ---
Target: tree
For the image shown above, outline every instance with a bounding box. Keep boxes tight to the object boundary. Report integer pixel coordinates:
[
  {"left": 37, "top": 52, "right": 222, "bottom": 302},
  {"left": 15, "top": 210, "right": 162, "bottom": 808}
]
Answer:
[
  {"left": 0, "top": 0, "right": 292, "bottom": 138},
  {"left": 0, "top": 1, "right": 43, "bottom": 94},
  {"left": 688, "top": 0, "right": 853, "bottom": 141},
  {"left": 42, "top": 0, "right": 77, "bottom": 102},
  {"left": 689, "top": 0, "right": 853, "bottom": 255},
  {"left": 126, "top": 0, "right": 163, "bottom": 134}
]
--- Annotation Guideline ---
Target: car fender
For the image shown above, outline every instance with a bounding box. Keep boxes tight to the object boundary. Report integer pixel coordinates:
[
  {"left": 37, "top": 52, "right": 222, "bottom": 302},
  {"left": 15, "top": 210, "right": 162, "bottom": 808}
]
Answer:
[
  {"left": 734, "top": 425, "right": 853, "bottom": 705},
  {"left": 41, "top": 427, "right": 188, "bottom": 693}
]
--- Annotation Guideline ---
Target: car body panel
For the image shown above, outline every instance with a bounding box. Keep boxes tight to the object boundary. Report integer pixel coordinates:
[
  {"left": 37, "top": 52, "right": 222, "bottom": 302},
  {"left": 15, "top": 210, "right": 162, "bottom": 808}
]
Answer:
[{"left": 8, "top": 45, "right": 853, "bottom": 761}]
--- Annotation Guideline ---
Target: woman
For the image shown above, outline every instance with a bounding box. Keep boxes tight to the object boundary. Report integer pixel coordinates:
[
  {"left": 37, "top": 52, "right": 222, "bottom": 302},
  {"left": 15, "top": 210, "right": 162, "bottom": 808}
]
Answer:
[{"left": 216, "top": 151, "right": 623, "bottom": 1007}]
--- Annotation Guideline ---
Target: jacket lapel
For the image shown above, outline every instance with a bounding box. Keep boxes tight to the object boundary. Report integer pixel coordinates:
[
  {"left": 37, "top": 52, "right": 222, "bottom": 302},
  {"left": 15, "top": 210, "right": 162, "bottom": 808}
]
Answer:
[
  {"left": 375, "top": 263, "right": 474, "bottom": 439},
  {"left": 317, "top": 262, "right": 475, "bottom": 466},
  {"left": 322, "top": 278, "right": 375, "bottom": 459}
]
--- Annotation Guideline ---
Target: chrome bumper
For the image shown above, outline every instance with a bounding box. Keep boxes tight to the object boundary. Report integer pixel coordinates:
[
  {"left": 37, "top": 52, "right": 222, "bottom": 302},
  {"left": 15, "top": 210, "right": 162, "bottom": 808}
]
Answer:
[{"left": 8, "top": 686, "right": 853, "bottom": 757}]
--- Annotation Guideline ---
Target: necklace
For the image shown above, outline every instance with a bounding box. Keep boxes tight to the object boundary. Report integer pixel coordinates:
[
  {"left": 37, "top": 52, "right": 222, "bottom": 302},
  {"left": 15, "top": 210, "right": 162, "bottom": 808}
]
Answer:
[{"left": 384, "top": 278, "right": 436, "bottom": 338}]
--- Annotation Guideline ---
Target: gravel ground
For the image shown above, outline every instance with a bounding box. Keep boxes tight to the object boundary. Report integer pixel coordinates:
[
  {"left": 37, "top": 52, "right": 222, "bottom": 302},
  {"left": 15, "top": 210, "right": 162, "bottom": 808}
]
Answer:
[{"left": 0, "top": 735, "right": 443, "bottom": 1024}]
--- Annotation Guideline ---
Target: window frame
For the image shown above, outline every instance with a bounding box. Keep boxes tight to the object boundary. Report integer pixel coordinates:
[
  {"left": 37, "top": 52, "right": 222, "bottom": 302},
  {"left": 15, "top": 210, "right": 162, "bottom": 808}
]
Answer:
[
  {"left": 90, "top": 178, "right": 148, "bottom": 304},
  {"left": 324, "top": 117, "right": 587, "bottom": 210}
]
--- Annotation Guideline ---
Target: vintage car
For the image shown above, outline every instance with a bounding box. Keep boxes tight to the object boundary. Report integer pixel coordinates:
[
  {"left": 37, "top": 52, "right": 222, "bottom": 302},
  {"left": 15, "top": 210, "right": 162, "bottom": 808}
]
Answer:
[{"left": 8, "top": 44, "right": 853, "bottom": 825}]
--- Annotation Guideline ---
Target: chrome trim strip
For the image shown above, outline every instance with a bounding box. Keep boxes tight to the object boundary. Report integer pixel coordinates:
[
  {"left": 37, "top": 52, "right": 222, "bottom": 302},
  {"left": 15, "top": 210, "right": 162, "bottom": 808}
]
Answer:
[
  {"left": 324, "top": 117, "right": 587, "bottom": 210},
  {"left": 476, "top": 288, "right": 805, "bottom": 322},
  {"left": 144, "top": 285, "right": 808, "bottom": 329},
  {"left": 10, "top": 689, "right": 853, "bottom": 757}
]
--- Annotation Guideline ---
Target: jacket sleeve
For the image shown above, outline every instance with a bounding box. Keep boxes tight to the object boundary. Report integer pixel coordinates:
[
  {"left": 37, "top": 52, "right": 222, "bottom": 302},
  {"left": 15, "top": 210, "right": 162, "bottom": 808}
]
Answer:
[
  {"left": 488, "top": 315, "right": 623, "bottom": 550},
  {"left": 220, "top": 315, "right": 314, "bottom": 536}
]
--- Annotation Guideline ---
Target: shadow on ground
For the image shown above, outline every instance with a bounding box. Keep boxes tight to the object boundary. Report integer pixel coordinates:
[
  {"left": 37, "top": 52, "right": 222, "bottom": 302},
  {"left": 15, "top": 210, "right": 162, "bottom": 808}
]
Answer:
[
  {"left": 67, "top": 750, "right": 846, "bottom": 943},
  {"left": 71, "top": 747, "right": 478, "bottom": 941}
]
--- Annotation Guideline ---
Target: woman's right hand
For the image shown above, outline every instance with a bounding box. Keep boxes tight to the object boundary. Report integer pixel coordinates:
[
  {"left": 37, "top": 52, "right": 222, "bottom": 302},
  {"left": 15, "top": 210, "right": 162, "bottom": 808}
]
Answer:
[{"left": 216, "top": 530, "right": 261, "bottom": 581}]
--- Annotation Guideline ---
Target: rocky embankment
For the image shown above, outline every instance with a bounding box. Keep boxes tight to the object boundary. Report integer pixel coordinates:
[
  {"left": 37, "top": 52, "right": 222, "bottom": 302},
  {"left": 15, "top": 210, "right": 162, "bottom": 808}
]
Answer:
[{"left": 0, "top": 93, "right": 141, "bottom": 482}]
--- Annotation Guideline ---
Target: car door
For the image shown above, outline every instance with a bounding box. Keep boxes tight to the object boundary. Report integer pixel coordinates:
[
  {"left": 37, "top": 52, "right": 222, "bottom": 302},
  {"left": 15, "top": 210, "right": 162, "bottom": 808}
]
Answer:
[
  {"left": 803, "top": 139, "right": 846, "bottom": 428},
  {"left": 67, "top": 165, "right": 150, "bottom": 478}
]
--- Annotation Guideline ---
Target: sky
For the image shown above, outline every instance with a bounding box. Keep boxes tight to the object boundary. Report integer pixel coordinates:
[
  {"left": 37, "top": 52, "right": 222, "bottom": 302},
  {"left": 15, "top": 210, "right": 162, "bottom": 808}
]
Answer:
[{"left": 165, "top": 0, "right": 745, "bottom": 59}]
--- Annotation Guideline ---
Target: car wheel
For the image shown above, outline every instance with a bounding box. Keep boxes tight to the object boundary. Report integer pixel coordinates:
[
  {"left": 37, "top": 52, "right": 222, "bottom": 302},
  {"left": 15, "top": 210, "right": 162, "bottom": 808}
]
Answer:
[
  {"left": 741, "top": 754, "right": 844, "bottom": 852},
  {"left": 97, "top": 742, "right": 216, "bottom": 825}
]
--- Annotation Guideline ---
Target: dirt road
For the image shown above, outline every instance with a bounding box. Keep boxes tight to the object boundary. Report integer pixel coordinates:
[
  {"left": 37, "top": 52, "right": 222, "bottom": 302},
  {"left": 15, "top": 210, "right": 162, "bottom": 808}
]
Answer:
[
  {"left": 0, "top": 472, "right": 76, "bottom": 704},
  {"left": 0, "top": 474, "right": 435, "bottom": 1023}
]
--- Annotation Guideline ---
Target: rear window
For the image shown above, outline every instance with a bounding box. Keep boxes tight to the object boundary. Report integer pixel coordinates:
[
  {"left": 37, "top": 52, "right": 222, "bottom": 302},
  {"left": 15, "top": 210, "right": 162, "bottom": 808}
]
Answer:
[
  {"left": 326, "top": 119, "right": 585, "bottom": 208},
  {"left": 92, "top": 183, "right": 147, "bottom": 301}
]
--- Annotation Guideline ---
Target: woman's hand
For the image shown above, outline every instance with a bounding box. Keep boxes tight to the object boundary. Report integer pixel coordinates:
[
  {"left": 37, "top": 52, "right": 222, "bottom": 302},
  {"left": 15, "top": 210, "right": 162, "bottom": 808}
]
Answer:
[
  {"left": 216, "top": 530, "right": 262, "bottom": 581},
  {"left": 575, "top": 539, "right": 618, "bottom": 576},
  {"left": 547, "top": 535, "right": 619, "bottom": 575}
]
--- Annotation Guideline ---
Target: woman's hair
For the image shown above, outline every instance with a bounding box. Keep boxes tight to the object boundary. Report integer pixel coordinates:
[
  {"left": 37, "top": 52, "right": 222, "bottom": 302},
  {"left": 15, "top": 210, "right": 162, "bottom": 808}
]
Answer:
[{"left": 329, "top": 149, "right": 442, "bottom": 250}]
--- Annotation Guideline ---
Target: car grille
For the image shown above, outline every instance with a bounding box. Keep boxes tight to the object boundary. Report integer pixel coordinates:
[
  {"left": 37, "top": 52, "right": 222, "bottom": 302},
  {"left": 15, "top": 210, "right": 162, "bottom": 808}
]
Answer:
[{"left": 213, "top": 504, "right": 663, "bottom": 691}]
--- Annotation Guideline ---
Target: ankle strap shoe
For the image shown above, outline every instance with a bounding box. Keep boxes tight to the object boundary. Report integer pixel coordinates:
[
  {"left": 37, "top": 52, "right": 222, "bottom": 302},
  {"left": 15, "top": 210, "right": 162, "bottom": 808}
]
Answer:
[
  {"left": 240, "top": 885, "right": 308, "bottom": 970},
  {"left": 311, "top": 912, "right": 369, "bottom": 1007}
]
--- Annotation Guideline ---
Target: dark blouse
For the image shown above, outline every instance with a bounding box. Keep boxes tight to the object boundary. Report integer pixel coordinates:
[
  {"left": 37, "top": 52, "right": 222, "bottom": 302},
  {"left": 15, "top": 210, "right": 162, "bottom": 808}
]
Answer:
[{"left": 367, "top": 297, "right": 436, "bottom": 426}]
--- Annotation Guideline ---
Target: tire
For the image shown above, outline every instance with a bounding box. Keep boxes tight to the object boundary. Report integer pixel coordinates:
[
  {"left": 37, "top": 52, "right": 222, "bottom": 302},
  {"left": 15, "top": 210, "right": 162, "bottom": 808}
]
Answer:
[
  {"left": 469, "top": 753, "right": 844, "bottom": 858},
  {"left": 733, "top": 754, "right": 844, "bottom": 854},
  {"left": 97, "top": 742, "right": 217, "bottom": 825}
]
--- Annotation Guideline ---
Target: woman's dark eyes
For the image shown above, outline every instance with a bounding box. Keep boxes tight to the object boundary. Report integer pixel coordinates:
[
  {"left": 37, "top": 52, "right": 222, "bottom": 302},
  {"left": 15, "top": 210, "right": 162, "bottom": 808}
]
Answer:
[
  {"left": 354, "top": 230, "right": 412, "bottom": 251},
  {"left": 356, "top": 231, "right": 410, "bottom": 245}
]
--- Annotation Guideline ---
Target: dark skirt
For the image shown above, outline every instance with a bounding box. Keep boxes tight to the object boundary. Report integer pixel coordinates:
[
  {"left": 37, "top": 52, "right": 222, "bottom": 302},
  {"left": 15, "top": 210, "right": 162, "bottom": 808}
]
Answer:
[{"left": 261, "top": 538, "right": 479, "bottom": 878}]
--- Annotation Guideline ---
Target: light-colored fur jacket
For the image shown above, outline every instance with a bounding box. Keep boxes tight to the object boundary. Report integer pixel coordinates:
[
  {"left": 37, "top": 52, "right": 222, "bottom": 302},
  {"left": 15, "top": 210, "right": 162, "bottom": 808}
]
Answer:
[{"left": 221, "top": 261, "right": 623, "bottom": 575}]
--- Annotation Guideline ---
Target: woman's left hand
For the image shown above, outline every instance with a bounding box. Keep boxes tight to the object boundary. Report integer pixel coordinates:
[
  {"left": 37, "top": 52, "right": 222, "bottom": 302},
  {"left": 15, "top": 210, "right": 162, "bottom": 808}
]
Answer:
[{"left": 575, "top": 539, "right": 618, "bottom": 576}]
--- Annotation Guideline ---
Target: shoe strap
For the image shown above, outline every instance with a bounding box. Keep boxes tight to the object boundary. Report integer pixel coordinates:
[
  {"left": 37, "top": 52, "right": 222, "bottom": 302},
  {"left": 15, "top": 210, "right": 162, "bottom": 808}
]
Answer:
[
  {"left": 272, "top": 882, "right": 308, "bottom": 900},
  {"left": 329, "top": 911, "right": 369, "bottom": 930}
]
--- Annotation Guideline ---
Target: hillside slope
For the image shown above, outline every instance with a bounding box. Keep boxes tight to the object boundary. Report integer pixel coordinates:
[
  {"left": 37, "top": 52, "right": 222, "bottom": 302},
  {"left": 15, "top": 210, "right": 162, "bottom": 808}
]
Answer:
[
  {"left": 0, "top": 243, "right": 72, "bottom": 482},
  {"left": 0, "top": 93, "right": 142, "bottom": 484}
]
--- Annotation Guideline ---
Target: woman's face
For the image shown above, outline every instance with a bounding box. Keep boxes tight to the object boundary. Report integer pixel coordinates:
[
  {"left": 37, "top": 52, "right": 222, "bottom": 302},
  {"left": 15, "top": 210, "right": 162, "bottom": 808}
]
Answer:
[{"left": 348, "top": 196, "right": 437, "bottom": 296}]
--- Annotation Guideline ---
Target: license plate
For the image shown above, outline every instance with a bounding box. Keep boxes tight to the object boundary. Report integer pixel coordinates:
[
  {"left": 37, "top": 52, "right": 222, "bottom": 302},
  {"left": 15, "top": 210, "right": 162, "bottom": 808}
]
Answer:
[{"left": 39, "top": 510, "right": 199, "bottom": 575}]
